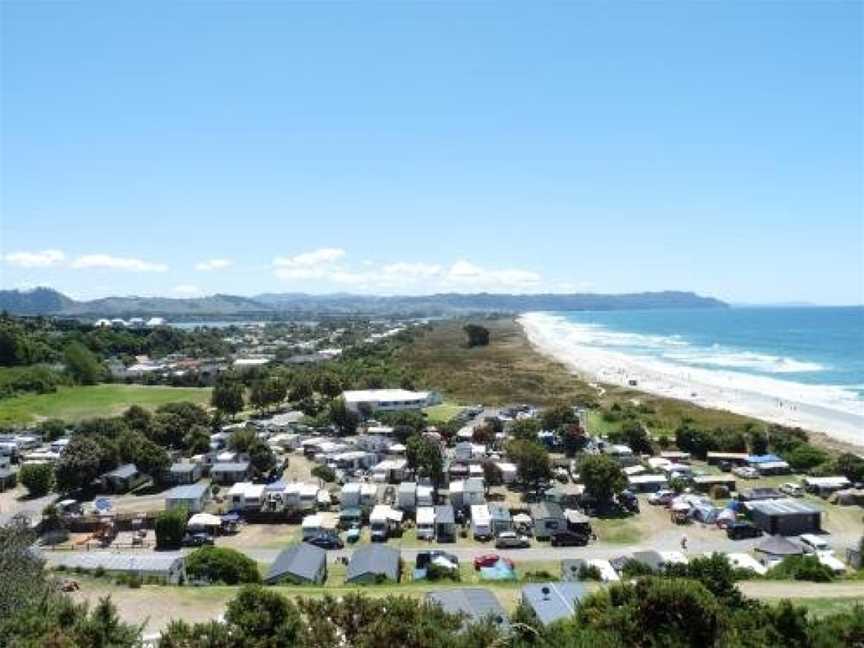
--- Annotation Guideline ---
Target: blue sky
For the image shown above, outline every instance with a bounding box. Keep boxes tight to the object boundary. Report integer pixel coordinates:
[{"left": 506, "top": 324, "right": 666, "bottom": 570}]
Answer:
[{"left": 1, "top": 2, "right": 861, "bottom": 304}]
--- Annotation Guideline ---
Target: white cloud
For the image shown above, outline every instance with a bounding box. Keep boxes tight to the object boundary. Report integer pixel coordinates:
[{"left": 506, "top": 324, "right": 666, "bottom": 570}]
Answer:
[
  {"left": 71, "top": 254, "right": 168, "bottom": 272},
  {"left": 174, "top": 284, "right": 201, "bottom": 295},
  {"left": 273, "top": 248, "right": 346, "bottom": 268},
  {"left": 3, "top": 249, "right": 66, "bottom": 267},
  {"left": 195, "top": 258, "right": 233, "bottom": 271},
  {"left": 444, "top": 260, "right": 541, "bottom": 289}
]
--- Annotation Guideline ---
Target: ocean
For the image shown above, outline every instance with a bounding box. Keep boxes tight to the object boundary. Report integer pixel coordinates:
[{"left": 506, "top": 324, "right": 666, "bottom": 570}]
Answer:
[{"left": 520, "top": 307, "right": 864, "bottom": 445}]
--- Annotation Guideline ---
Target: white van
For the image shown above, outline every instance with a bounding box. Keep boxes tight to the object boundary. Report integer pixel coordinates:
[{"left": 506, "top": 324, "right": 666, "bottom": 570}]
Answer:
[{"left": 799, "top": 534, "right": 830, "bottom": 553}]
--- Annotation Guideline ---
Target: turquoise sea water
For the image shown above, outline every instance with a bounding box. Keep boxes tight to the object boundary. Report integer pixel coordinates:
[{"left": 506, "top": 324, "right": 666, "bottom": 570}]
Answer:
[{"left": 540, "top": 306, "right": 864, "bottom": 405}]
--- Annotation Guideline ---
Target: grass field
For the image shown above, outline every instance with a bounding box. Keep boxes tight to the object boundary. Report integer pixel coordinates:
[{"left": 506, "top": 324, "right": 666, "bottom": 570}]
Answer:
[
  {"left": 423, "top": 402, "right": 465, "bottom": 423},
  {"left": 0, "top": 384, "right": 212, "bottom": 424}
]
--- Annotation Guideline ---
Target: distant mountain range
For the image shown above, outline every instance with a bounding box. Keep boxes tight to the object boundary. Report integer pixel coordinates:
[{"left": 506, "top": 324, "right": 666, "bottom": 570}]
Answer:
[{"left": 0, "top": 287, "right": 728, "bottom": 318}]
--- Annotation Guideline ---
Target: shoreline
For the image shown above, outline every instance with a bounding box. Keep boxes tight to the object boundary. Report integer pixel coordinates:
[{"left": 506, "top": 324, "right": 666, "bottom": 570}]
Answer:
[{"left": 518, "top": 313, "right": 864, "bottom": 454}]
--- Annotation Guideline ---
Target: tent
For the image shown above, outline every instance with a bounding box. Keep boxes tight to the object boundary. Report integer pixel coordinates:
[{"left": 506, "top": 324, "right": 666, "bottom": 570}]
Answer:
[{"left": 480, "top": 559, "right": 517, "bottom": 581}]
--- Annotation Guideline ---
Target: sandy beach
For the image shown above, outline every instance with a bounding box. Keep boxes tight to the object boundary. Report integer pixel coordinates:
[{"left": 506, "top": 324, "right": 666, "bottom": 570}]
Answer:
[{"left": 519, "top": 312, "right": 864, "bottom": 450}]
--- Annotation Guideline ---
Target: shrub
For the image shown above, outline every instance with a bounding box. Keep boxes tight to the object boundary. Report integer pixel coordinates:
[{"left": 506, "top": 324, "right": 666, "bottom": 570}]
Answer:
[
  {"left": 186, "top": 546, "right": 261, "bottom": 585},
  {"left": 127, "top": 573, "right": 142, "bottom": 588},
  {"left": 19, "top": 463, "right": 55, "bottom": 497},
  {"left": 311, "top": 464, "right": 336, "bottom": 483},
  {"left": 620, "top": 560, "right": 657, "bottom": 578},
  {"left": 523, "top": 569, "right": 554, "bottom": 582},
  {"left": 426, "top": 563, "right": 460, "bottom": 582},
  {"left": 768, "top": 555, "right": 835, "bottom": 583},
  {"left": 93, "top": 566, "right": 106, "bottom": 578},
  {"left": 577, "top": 563, "right": 603, "bottom": 581},
  {"left": 155, "top": 507, "right": 187, "bottom": 549}
]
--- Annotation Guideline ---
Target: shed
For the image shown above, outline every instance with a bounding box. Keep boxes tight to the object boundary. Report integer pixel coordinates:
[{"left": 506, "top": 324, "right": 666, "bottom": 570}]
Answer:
[
  {"left": 416, "top": 506, "right": 436, "bottom": 539},
  {"left": 435, "top": 504, "right": 456, "bottom": 542},
  {"left": 529, "top": 501, "right": 565, "bottom": 539},
  {"left": 488, "top": 504, "right": 512, "bottom": 535},
  {"left": 692, "top": 475, "right": 737, "bottom": 494},
  {"left": 346, "top": 545, "right": 400, "bottom": 583},
  {"left": 53, "top": 552, "right": 185, "bottom": 584},
  {"left": 521, "top": 582, "right": 586, "bottom": 626},
  {"left": 426, "top": 588, "right": 509, "bottom": 630},
  {"left": 803, "top": 476, "right": 852, "bottom": 497},
  {"left": 102, "top": 464, "right": 147, "bottom": 493},
  {"left": 265, "top": 543, "right": 327, "bottom": 584},
  {"left": 746, "top": 499, "right": 822, "bottom": 536},
  {"left": 210, "top": 462, "right": 250, "bottom": 485},
  {"left": 165, "top": 482, "right": 211, "bottom": 513},
  {"left": 167, "top": 462, "right": 202, "bottom": 485}
]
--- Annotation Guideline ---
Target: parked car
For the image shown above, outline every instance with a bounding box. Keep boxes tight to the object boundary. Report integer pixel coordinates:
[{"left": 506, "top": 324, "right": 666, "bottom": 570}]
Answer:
[
  {"left": 648, "top": 489, "right": 676, "bottom": 506},
  {"left": 719, "top": 461, "right": 733, "bottom": 472},
  {"left": 494, "top": 531, "right": 530, "bottom": 549},
  {"left": 779, "top": 482, "right": 804, "bottom": 497},
  {"left": 732, "top": 466, "right": 759, "bottom": 479},
  {"left": 550, "top": 531, "right": 589, "bottom": 547},
  {"left": 726, "top": 522, "right": 762, "bottom": 540},
  {"left": 417, "top": 550, "right": 460, "bottom": 569},
  {"left": 345, "top": 526, "right": 361, "bottom": 544},
  {"left": 306, "top": 534, "right": 344, "bottom": 550},
  {"left": 799, "top": 534, "right": 830, "bottom": 553},
  {"left": 473, "top": 553, "right": 514, "bottom": 570},
  {"left": 182, "top": 533, "right": 214, "bottom": 547}
]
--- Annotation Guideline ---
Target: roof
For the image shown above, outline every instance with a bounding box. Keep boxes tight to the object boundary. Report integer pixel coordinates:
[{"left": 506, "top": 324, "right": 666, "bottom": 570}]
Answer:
[
  {"left": 170, "top": 463, "right": 198, "bottom": 473},
  {"left": 756, "top": 535, "right": 805, "bottom": 557},
  {"left": 211, "top": 462, "right": 250, "bottom": 473},
  {"left": 747, "top": 454, "right": 783, "bottom": 464},
  {"left": 521, "top": 582, "right": 586, "bottom": 626},
  {"left": 265, "top": 543, "right": 327, "bottom": 583},
  {"left": 530, "top": 501, "right": 564, "bottom": 520},
  {"left": 342, "top": 389, "right": 431, "bottom": 403},
  {"left": 166, "top": 483, "right": 210, "bottom": 500},
  {"left": 628, "top": 474, "right": 669, "bottom": 484},
  {"left": 416, "top": 507, "right": 436, "bottom": 525},
  {"left": 105, "top": 463, "right": 139, "bottom": 479},
  {"left": 346, "top": 545, "right": 400, "bottom": 582},
  {"left": 435, "top": 505, "right": 455, "bottom": 524},
  {"left": 488, "top": 504, "right": 511, "bottom": 521},
  {"left": 53, "top": 552, "right": 183, "bottom": 573},
  {"left": 746, "top": 499, "right": 822, "bottom": 516},
  {"left": 630, "top": 550, "right": 667, "bottom": 571},
  {"left": 426, "top": 588, "right": 509, "bottom": 628},
  {"left": 693, "top": 475, "right": 736, "bottom": 484}
]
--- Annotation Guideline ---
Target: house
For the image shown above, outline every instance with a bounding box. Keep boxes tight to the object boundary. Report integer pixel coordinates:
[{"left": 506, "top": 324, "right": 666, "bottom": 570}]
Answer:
[
  {"left": 342, "top": 389, "right": 440, "bottom": 414},
  {"left": 426, "top": 588, "right": 509, "bottom": 630},
  {"left": 755, "top": 535, "right": 805, "bottom": 563},
  {"left": 627, "top": 474, "right": 668, "bottom": 493},
  {"left": 521, "top": 582, "right": 586, "bottom": 626},
  {"left": 301, "top": 513, "right": 338, "bottom": 540},
  {"left": 210, "top": 462, "right": 251, "bottom": 485},
  {"left": 692, "top": 475, "right": 737, "bottom": 494},
  {"left": 529, "top": 502, "right": 565, "bottom": 540},
  {"left": 369, "top": 505, "right": 404, "bottom": 541},
  {"left": 470, "top": 504, "right": 492, "bottom": 540},
  {"left": 53, "top": 552, "right": 185, "bottom": 584},
  {"left": 706, "top": 452, "right": 749, "bottom": 466},
  {"left": 745, "top": 499, "right": 822, "bottom": 536},
  {"left": 417, "top": 484, "right": 435, "bottom": 507},
  {"left": 397, "top": 482, "right": 417, "bottom": 511},
  {"left": 101, "top": 464, "right": 147, "bottom": 493},
  {"left": 371, "top": 458, "right": 408, "bottom": 483},
  {"left": 265, "top": 543, "right": 327, "bottom": 585},
  {"left": 435, "top": 504, "right": 456, "bottom": 542},
  {"left": 346, "top": 545, "right": 401, "bottom": 583},
  {"left": 746, "top": 454, "right": 791, "bottom": 475},
  {"left": 660, "top": 451, "right": 691, "bottom": 462},
  {"left": 495, "top": 462, "right": 517, "bottom": 484},
  {"left": 803, "top": 476, "right": 852, "bottom": 497},
  {"left": 165, "top": 483, "right": 211, "bottom": 513},
  {"left": 228, "top": 482, "right": 266, "bottom": 511},
  {"left": 166, "top": 462, "right": 202, "bottom": 485},
  {"left": 488, "top": 504, "right": 512, "bottom": 535},
  {"left": 416, "top": 506, "right": 436, "bottom": 540}
]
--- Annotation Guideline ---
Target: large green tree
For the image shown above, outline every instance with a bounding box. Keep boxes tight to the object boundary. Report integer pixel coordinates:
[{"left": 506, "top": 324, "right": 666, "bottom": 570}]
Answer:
[
  {"left": 580, "top": 454, "right": 627, "bottom": 503},
  {"left": 212, "top": 380, "right": 245, "bottom": 418},
  {"left": 63, "top": 341, "right": 103, "bottom": 385},
  {"left": 506, "top": 439, "right": 551, "bottom": 493},
  {"left": 19, "top": 463, "right": 55, "bottom": 497}
]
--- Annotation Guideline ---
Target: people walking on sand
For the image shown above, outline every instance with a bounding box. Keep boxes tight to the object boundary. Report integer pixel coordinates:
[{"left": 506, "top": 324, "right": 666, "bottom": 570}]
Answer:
[{"left": 680, "top": 534, "right": 688, "bottom": 551}]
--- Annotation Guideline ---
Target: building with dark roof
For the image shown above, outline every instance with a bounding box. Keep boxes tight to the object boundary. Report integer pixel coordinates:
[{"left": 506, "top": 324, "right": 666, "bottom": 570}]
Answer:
[
  {"left": 346, "top": 545, "right": 400, "bottom": 583},
  {"left": 265, "top": 543, "right": 327, "bottom": 585},
  {"left": 529, "top": 501, "right": 564, "bottom": 539},
  {"left": 521, "top": 582, "right": 586, "bottom": 626},
  {"left": 101, "top": 464, "right": 147, "bottom": 493},
  {"left": 746, "top": 499, "right": 822, "bottom": 536},
  {"left": 426, "top": 588, "right": 509, "bottom": 630},
  {"left": 210, "top": 461, "right": 251, "bottom": 485},
  {"left": 165, "top": 482, "right": 211, "bottom": 513},
  {"left": 166, "top": 462, "right": 202, "bottom": 485}
]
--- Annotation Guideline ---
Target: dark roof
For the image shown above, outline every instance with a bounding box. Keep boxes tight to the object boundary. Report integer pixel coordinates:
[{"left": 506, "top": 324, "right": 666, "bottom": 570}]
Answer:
[
  {"left": 435, "top": 505, "right": 455, "bottom": 524},
  {"left": 521, "top": 582, "right": 586, "bottom": 626},
  {"left": 106, "top": 464, "right": 139, "bottom": 479},
  {"left": 426, "top": 588, "right": 509, "bottom": 628},
  {"left": 746, "top": 499, "right": 822, "bottom": 516},
  {"left": 756, "top": 535, "right": 805, "bottom": 557},
  {"left": 265, "top": 543, "right": 326, "bottom": 584},
  {"left": 739, "top": 487, "right": 783, "bottom": 501},
  {"left": 346, "top": 545, "right": 400, "bottom": 582},
  {"left": 530, "top": 501, "right": 564, "bottom": 520},
  {"left": 211, "top": 462, "right": 250, "bottom": 472}
]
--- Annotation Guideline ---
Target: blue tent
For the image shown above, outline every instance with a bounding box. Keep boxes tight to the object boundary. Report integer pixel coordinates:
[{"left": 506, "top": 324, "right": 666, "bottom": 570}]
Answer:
[{"left": 480, "top": 559, "right": 516, "bottom": 581}]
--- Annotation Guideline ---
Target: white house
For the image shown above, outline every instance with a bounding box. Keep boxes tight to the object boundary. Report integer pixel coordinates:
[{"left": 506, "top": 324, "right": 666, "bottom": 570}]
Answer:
[
  {"left": 416, "top": 506, "right": 436, "bottom": 540},
  {"left": 342, "top": 389, "right": 441, "bottom": 414},
  {"left": 228, "top": 482, "right": 266, "bottom": 511},
  {"left": 470, "top": 504, "right": 492, "bottom": 540}
]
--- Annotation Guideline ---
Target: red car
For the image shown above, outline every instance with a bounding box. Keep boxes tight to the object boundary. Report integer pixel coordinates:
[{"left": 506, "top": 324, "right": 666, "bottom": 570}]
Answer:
[{"left": 473, "top": 554, "right": 515, "bottom": 570}]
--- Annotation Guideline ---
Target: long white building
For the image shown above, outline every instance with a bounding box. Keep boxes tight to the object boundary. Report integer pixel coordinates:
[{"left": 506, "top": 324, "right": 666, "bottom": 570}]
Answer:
[{"left": 341, "top": 389, "right": 440, "bottom": 413}]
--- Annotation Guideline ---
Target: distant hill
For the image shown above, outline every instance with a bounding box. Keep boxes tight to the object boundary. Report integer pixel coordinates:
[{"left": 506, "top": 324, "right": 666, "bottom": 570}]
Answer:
[{"left": 0, "top": 287, "right": 727, "bottom": 318}]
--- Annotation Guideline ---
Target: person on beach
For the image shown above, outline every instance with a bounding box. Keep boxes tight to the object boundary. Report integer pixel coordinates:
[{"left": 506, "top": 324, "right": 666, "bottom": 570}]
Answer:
[{"left": 680, "top": 534, "right": 688, "bottom": 551}]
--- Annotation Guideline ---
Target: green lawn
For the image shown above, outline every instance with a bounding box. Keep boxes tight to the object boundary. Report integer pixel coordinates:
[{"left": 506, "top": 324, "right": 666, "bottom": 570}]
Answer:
[
  {"left": 0, "top": 384, "right": 212, "bottom": 424},
  {"left": 423, "top": 403, "right": 465, "bottom": 424}
]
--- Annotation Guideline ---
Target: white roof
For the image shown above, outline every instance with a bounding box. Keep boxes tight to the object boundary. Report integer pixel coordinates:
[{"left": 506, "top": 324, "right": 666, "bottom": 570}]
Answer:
[
  {"left": 722, "top": 552, "right": 768, "bottom": 576},
  {"left": 302, "top": 514, "right": 322, "bottom": 528},
  {"left": 470, "top": 504, "right": 491, "bottom": 523},
  {"left": 342, "top": 389, "right": 431, "bottom": 403},
  {"left": 228, "top": 482, "right": 265, "bottom": 498},
  {"left": 416, "top": 507, "right": 435, "bottom": 525},
  {"left": 804, "top": 476, "right": 851, "bottom": 487},
  {"left": 587, "top": 559, "right": 620, "bottom": 582},
  {"left": 188, "top": 513, "right": 222, "bottom": 527},
  {"left": 628, "top": 474, "right": 668, "bottom": 484}
]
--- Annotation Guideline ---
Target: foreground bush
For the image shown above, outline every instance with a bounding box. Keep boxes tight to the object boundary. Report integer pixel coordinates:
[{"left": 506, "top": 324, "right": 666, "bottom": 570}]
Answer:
[{"left": 186, "top": 546, "right": 261, "bottom": 585}]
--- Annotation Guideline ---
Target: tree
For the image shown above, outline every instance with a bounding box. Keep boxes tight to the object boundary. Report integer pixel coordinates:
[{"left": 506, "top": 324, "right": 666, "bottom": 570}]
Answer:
[
  {"left": 64, "top": 341, "right": 103, "bottom": 385},
  {"left": 675, "top": 423, "right": 716, "bottom": 459},
  {"left": 186, "top": 547, "right": 261, "bottom": 585},
  {"left": 560, "top": 422, "right": 587, "bottom": 457},
  {"left": 784, "top": 444, "right": 829, "bottom": 472},
  {"left": 36, "top": 418, "right": 67, "bottom": 442},
  {"left": 55, "top": 434, "right": 114, "bottom": 492},
  {"left": 541, "top": 404, "right": 576, "bottom": 431},
  {"left": 19, "top": 463, "right": 55, "bottom": 497},
  {"left": 506, "top": 439, "right": 551, "bottom": 493},
  {"left": 119, "top": 431, "right": 170, "bottom": 479},
  {"left": 510, "top": 417, "right": 541, "bottom": 443},
  {"left": 183, "top": 424, "right": 212, "bottom": 455},
  {"left": 211, "top": 379, "right": 244, "bottom": 418},
  {"left": 229, "top": 427, "right": 258, "bottom": 453},
  {"left": 406, "top": 435, "right": 444, "bottom": 489},
  {"left": 328, "top": 397, "right": 359, "bottom": 436},
  {"left": 609, "top": 421, "right": 653, "bottom": 455},
  {"left": 250, "top": 376, "right": 287, "bottom": 413},
  {"left": 831, "top": 453, "right": 864, "bottom": 482},
  {"left": 155, "top": 507, "right": 187, "bottom": 549},
  {"left": 311, "top": 464, "right": 336, "bottom": 483},
  {"left": 288, "top": 378, "right": 313, "bottom": 403},
  {"left": 580, "top": 454, "right": 626, "bottom": 503},
  {"left": 472, "top": 424, "right": 496, "bottom": 446},
  {"left": 481, "top": 460, "right": 502, "bottom": 494},
  {"left": 463, "top": 324, "right": 490, "bottom": 347},
  {"left": 223, "top": 586, "right": 303, "bottom": 644},
  {"left": 248, "top": 440, "right": 277, "bottom": 478}
]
